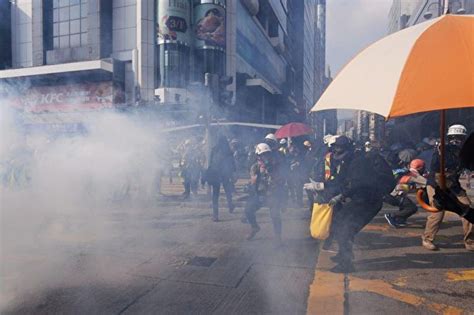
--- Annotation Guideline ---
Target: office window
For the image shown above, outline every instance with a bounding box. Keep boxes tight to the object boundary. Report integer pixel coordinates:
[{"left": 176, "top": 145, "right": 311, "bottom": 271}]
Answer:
[{"left": 50, "top": 0, "right": 88, "bottom": 49}]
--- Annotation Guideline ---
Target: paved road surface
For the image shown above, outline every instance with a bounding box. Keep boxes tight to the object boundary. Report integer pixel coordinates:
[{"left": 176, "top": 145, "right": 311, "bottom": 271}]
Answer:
[{"left": 1, "top": 178, "right": 473, "bottom": 314}]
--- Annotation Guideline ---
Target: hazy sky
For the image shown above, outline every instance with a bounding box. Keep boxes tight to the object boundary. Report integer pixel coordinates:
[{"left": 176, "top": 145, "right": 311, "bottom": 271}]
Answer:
[
  {"left": 326, "top": 0, "right": 393, "bottom": 75},
  {"left": 326, "top": 0, "right": 393, "bottom": 119}
]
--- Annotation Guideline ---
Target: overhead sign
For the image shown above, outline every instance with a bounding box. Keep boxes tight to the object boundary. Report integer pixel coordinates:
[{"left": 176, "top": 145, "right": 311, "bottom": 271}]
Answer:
[
  {"left": 157, "top": 0, "right": 191, "bottom": 46},
  {"left": 9, "top": 82, "right": 119, "bottom": 113}
]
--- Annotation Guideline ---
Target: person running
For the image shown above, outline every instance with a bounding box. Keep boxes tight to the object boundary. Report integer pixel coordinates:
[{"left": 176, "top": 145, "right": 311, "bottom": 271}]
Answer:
[
  {"left": 244, "top": 143, "right": 286, "bottom": 247},
  {"left": 422, "top": 124, "right": 473, "bottom": 251}
]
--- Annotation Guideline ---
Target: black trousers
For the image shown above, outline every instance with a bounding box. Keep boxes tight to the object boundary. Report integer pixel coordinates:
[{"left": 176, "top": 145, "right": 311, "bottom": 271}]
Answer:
[
  {"left": 211, "top": 178, "right": 234, "bottom": 218},
  {"left": 244, "top": 193, "right": 283, "bottom": 236},
  {"left": 334, "top": 196, "right": 383, "bottom": 261},
  {"left": 383, "top": 194, "right": 418, "bottom": 222}
]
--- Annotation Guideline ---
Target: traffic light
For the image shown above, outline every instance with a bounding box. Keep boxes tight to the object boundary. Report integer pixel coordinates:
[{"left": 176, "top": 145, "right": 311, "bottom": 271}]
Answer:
[{"left": 219, "top": 75, "right": 234, "bottom": 107}]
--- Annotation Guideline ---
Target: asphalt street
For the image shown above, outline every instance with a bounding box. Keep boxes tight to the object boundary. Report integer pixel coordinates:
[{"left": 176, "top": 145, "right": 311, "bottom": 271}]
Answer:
[{"left": 1, "top": 179, "right": 473, "bottom": 314}]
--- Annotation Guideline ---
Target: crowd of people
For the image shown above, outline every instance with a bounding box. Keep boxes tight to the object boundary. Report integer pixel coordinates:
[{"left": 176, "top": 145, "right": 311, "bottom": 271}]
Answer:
[{"left": 177, "top": 124, "right": 473, "bottom": 273}]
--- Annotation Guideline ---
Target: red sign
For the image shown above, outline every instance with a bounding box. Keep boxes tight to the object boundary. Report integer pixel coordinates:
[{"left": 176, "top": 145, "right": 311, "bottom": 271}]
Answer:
[{"left": 10, "top": 82, "right": 117, "bottom": 113}]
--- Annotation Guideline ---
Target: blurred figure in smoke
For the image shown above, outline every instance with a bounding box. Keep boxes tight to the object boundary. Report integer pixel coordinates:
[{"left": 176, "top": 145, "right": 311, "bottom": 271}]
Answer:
[
  {"left": 205, "top": 135, "right": 236, "bottom": 222},
  {"left": 180, "top": 138, "right": 204, "bottom": 200},
  {"left": 422, "top": 124, "right": 473, "bottom": 251},
  {"left": 287, "top": 143, "right": 305, "bottom": 207},
  {"left": 244, "top": 143, "right": 286, "bottom": 247}
]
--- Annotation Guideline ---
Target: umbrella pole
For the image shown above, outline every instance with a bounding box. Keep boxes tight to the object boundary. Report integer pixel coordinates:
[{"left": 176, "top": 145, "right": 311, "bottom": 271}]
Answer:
[{"left": 439, "top": 110, "right": 446, "bottom": 190}]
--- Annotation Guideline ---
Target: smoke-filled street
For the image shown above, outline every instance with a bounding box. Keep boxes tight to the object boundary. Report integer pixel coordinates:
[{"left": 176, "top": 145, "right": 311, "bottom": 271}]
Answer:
[
  {"left": 2, "top": 0, "right": 474, "bottom": 314},
  {"left": 2, "top": 179, "right": 473, "bottom": 314}
]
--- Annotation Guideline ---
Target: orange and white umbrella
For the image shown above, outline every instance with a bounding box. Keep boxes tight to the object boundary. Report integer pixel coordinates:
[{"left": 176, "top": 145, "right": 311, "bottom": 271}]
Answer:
[{"left": 311, "top": 14, "right": 474, "bottom": 118}]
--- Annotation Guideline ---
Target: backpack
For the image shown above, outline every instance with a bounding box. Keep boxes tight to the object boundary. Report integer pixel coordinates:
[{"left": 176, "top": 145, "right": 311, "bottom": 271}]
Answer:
[{"left": 367, "top": 152, "right": 397, "bottom": 195}]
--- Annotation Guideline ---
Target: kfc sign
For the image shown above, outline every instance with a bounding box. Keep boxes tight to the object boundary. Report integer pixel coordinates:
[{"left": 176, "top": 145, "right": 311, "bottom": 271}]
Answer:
[{"left": 12, "top": 82, "right": 116, "bottom": 113}]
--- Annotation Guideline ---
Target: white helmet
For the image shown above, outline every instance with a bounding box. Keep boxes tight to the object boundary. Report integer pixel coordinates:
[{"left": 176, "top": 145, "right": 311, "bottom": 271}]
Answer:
[
  {"left": 265, "top": 133, "right": 277, "bottom": 142},
  {"left": 255, "top": 143, "right": 272, "bottom": 155},
  {"left": 279, "top": 138, "right": 287, "bottom": 145},
  {"left": 323, "top": 134, "right": 333, "bottom": 145},
  {"left": 447, "top": 124, "right": 467, "bottom": 136},
  {"left": 327, "top": 135, "right": 340, "bottom": 147}
]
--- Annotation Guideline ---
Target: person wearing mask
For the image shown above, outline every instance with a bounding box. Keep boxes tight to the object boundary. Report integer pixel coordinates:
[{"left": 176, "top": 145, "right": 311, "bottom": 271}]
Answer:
[
  {"left": 329, "top": 148, "right": 395, "bottom": 272},
  {"left": 244, "top": 143, "right": 286, "bottom": 247},
  {"left": 305, "top": 136, "right": 355, "bottom": 250},
  {"left": 422, "top": 124, "right": 473, "bottom": 251},
  {"left": 384, "top": 159, "right": 427, "bottom": 228},
  {"left": 205, "top": 136, "right": 236, "bottom": 222},
  {"left": 264, "top": 133, "right": 279, "bottom": 152},
  {"left": 287, "top": 143, "right": 305, "bottom": 207}
]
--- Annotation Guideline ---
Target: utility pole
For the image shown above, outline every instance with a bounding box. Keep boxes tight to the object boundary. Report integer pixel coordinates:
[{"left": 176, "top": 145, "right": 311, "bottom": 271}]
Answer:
[{"left": 204, "top": 73, "right": 219, "bottom": 168}]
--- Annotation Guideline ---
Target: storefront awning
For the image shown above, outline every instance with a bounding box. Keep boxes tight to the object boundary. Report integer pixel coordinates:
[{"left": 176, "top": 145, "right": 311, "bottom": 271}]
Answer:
[{"left": 0, "top": 60, "right": 113, "bottom": 80}]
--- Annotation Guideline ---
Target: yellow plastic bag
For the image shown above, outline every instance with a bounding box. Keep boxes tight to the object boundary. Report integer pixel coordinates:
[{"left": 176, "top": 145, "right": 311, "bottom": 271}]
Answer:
[{"left": 310, "top": 203, "right": 333, "bottom": 240}]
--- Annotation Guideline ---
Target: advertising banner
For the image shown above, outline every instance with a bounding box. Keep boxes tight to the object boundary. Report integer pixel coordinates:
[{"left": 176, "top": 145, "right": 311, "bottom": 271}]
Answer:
[
  {"left": 194, "top": 3, "right": 226, "bottom": 50},
  {"left": 157, "top": 0, "right": 191, "bottom": 46},
  {"left": 10, "top": 82, "right": 117, "bottom": 113}
]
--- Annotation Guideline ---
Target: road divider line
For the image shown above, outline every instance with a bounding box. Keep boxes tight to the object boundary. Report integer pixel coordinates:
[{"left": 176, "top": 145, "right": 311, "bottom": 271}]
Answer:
[
  {"left": 306, "top": 244, "right": 345, "bottom": 315},
  {"left": 348, "top": 276, "right": 463, "bottom": 315},
  {"left": 446, "top": 269, "right": 474, "bottom": 282}
]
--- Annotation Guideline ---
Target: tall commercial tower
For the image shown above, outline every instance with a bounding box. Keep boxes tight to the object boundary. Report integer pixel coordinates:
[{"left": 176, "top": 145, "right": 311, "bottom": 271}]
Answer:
[
  {"left": 0, "top": 0, "right": 331, "bottom": 130},
  {"left": 288, "top": 0, "right": 335, "bottom": 138}
]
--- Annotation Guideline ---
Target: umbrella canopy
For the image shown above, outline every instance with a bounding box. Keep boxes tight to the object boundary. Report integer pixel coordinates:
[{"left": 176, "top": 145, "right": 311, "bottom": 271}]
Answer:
[
  {"left": 275, "top": 122, "right": 313, "bottom": 139},
  {"left": 311, "top": 14, "right": 474, "bottom": 118}
]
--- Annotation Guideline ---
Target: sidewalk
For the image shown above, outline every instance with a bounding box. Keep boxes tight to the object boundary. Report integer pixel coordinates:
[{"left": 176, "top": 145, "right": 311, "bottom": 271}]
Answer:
[{"left": 307, "top": 198, "right": 474, "bottom": 315}]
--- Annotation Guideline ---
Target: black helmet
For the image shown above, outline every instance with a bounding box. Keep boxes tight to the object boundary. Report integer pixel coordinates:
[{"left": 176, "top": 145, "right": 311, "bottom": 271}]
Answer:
[{"left": 333, "top": 135, "right": 351, "bottom": 148}]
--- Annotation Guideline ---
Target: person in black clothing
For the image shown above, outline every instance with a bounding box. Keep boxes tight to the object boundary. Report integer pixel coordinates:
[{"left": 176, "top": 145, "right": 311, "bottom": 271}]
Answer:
[
  {"left": 205, "top": 135, "right": 236, "bottom": 222},
  {"left": 329, "top": 150, "right": 394, "bottom": 273}
]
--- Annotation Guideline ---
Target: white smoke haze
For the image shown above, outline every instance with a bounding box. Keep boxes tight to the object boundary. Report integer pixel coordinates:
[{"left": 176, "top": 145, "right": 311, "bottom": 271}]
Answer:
[{"left": 0, "top": 99, "right": 166, "bottom": 310}]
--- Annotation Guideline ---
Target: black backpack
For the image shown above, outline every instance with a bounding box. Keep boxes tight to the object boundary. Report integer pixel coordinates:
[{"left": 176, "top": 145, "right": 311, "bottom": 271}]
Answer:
[{"left": 367, "top": 151, "right": 397, "bottom": 195}]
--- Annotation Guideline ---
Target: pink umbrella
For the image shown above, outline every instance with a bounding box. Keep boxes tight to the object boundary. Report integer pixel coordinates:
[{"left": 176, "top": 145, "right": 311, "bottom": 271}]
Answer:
[{"left": 275, "top": 123, "right": 313, "bottom": 139}]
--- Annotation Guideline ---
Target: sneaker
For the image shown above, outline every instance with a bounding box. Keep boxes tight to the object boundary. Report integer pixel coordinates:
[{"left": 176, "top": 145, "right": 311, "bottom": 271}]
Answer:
[
  {"left": 422, "top": 238, "right": 438, "bottom": 251},
  {"left": 384, "top": 214, "right": 400, "bottom": 228},
  {"left": 246, "top": 225, "right": 261, "bottom": 240}
]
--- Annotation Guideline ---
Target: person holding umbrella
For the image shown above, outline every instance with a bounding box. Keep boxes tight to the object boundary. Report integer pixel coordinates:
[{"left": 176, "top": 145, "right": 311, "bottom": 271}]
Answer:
[{"left": 422, "top": 125, "right": 473, "bottom": 251}]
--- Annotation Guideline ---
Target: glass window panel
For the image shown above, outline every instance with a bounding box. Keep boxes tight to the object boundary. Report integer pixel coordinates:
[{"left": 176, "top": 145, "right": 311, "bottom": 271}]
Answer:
[
  {"left": 70, "top": 5, "right": 80, "bottom": 19},
  {"left": 70, "top": 19, "right": 80, "bottom": 33},
  {"left": 81, "top": 0, "right": 87, "bottom": 3},
  {"left": 71, "top": 0, "right": 80, "bottom": 5},
  {"left": 59, "top": 7, "right": 69, "bottom": 21},
  {"left": 59, "top": 0, "right": 69, "bottom": 7},
  {"left": 81, "top": 18, "right": 88, "bottom": 32},
  {"left": 53, "top": 22, "right": 59, "bottom": 36},
  {"left": 59, "top": 35, "right": 69, "bottom": 48},
  {"left": 81, "top": 4, "right": 88, "bottom": 17},
  {"left": 81, "top": 33, "right": 88, "bottom": 45},
  {"left": 53, "top": 0, "right": 59, "bottom": 8},
  {"left": 70, "top": 34, "right": 80, "bottom": 47},
  {"left": 53, "top": 37, "right": 59, "bottom": 49},
  {"left": 59, "top": 21, "right": 69, "bottom": 35},
  {"left": 53, "top": 8, "right": 59, "bottom": 21}
]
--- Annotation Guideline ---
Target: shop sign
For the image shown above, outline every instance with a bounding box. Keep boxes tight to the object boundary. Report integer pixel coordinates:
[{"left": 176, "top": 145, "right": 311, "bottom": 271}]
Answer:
[
  {"left": 157, "top": 0, "right": 191, "bottom": 46},
  {"left": 11, "top": 82, "right": 116, "bottom": 113}
]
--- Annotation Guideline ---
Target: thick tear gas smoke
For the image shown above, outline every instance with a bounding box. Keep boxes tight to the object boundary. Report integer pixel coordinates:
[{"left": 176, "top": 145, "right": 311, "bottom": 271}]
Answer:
[{"left": 0, "top": 100, "right": 166, "bottom": 309}]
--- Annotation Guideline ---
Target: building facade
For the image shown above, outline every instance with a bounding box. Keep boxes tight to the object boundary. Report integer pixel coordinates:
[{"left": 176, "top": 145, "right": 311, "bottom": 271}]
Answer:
[{"left": 0, "top": 0, "right": 330, "bottom": 132}]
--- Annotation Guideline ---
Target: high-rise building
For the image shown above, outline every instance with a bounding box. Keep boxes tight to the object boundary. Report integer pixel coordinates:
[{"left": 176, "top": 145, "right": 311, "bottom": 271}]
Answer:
[
  {"left": 0, "top": 0, "right": 329, "bottom": 130},
  {"left": 0, "top": 0, "right": 12, "bottom": 70}
]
